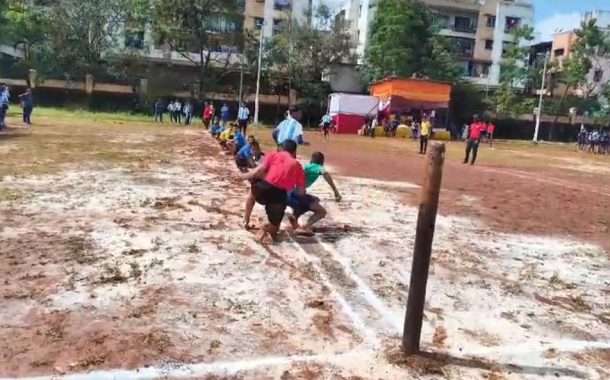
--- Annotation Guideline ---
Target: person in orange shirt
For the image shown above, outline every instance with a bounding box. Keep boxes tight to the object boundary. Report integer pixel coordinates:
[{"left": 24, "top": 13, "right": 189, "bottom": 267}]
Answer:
[
  {"left": 464, "top": 116, "right": 484, "bottom": 165},
  {"left": 486, "top": 121, "right": 496, "bottom": 147}
]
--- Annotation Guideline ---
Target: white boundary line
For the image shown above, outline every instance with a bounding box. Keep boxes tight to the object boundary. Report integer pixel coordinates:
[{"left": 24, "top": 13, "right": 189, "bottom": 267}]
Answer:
[
  {"left": 288, "top": 241, "right": 379, "bottom": 347},
  {"left": 315, "top": 239, "right": 403, "bottom": 334}
]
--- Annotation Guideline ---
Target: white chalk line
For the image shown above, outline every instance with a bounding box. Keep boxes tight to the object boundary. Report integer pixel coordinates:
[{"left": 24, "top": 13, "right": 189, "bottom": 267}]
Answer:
[
  {"left": 315, "top": 239, "right": 404, "bottom": 334},
  {"left": 1, "top": 351, "right": 364, "bottom": 380},
  {"left": 288, "top": 241, "right": 380, "bottom": 347}
]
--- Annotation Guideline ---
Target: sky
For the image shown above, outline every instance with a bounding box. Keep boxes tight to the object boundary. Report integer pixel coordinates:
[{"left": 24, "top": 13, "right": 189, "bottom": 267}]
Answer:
[
  {"left": 321, "top": 0, "right": 610, "bottom": 41},
  {"left": 535, "top": 0, "right": 610, "bottom": 41}
]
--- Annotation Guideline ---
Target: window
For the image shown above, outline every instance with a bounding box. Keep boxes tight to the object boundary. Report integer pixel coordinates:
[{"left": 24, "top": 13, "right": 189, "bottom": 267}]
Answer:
[
  {"left": 449, "top": 37, "right": 475, "bottom": 57},
  {"left": 274, "top": 0, "right": 291, "bottom": 11},
  {"left": 125, "top": 31, "right": 144, "bottom": 50},
  {"left": 594, "top": 69, "right": 604, "bottom": 82},
  {"left": 254, "top": 17, "right": 264, "bottom": 30},
  {"left": 505, "top": 17, "right": 521, "bottom": 33},
  {"left": 485, "top": 39, "right": 494, "bottom": 50},
  {"left": 454, "top": 16, "right": 474, "bottom": 33},
  {"left": 486, "top": 15, "right": 496, "bottom": 28},
  {"left": 466, "top": 62, "right": 491, "bottom": 77},
  {"left": 554, "top": 48, "right": 565, "bottom": 57},
  {"left": 273, "top": 18, "right": 286, "bottom": 34},
  {"left": 434, "top": 14, "right": 450, "bottom": 29}
]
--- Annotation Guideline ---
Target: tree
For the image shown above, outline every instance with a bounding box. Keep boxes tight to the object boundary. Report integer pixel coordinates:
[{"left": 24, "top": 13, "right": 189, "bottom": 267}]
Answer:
[
  {"left": 363, "top": 0, "right": 460, "bottom": 82},
  {"left": 44, "top": 0, "right": 134, "bottom": 79},
  {"left": 151, "top": 0, "right": 244, "bottom": 97},
  {"left": 265, "top": 2, "right": 355, "bottom": 124},
  {"left": 494, "top": 25, "right": 535, "bottom": 116},
  {"left": 550, "top": 19, "right": 609, "bottom": 126}
]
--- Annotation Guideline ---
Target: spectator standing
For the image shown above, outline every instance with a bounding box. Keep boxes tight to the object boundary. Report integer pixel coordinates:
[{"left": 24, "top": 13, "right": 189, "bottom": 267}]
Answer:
[
  {"left": 419, "top": 115, "right": 431, "bottom": 155},
  {"left": 220, "top": 103, "right": 230, "bottom": 127},
  {"left": 168, "top": 101, "right": 176, "bottom": 123},
  {"left": 203, "top": 102, "right": 215, "bottom": 129},
  {"left": 464, "top": 116, "right": 484, "bottom": 165},
  {"left": 276, "top": 110, "right": 304, "bottom": 146},
  {"left": 183, "top": 100, "right": 193, "bottom": 125},
  {"left": 321, "top": 113, "right": 332, "bottom": 139},
  {"left": 154, "top": 99, "right": 164, "bottom": 123},
  {"left": 174, "top": 99, "right": 183, "bottom": 124},
  {"left": 237, "top": 102, "right": 250, "bottom": 134},
  {"left": 486, "top": 120, "right": 496, "bottom": 147},
  {"left": 18, "top": 88, "right": 34, "bottom": 127},
  {"left": 0, "top": 85, "right": 10, "bottom": 130}
]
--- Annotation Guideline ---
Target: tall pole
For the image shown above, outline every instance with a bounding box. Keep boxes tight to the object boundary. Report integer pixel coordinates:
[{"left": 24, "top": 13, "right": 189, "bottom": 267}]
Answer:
[
  {"left": 254, "top": 26, "right": 264, "bottom": 124},
  {"left": 238, "top": 54, "right": 244, "bottom": 103},
  {"left": 533, "top": 52, "right": 550, "bottom": 144},
  {"left": 403, "top": 143, "right": 446, "bottom": 355}
]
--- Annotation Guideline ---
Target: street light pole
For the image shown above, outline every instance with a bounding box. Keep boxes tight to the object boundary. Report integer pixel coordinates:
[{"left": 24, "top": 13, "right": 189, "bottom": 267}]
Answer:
[
  {"left": 254, "top": 26, "right": 264, "bottom": 124},
  {"left": 238, "top": 54, "right": 244, "bottom": 103},
  {"left": 533, "top": 52, "right": 550, "bottom": 144}
]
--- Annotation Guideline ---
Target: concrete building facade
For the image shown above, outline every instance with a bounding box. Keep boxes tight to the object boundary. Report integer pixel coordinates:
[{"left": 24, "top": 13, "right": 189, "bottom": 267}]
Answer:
[
  {"left": 244, "top": 0, "right": 313, "bottom": 38},
  {"left": 339, "top": 0, "right": 534, "bottom": 87},
  {"left": 550, "top": 10, "right": 610, "bottom": 98}
]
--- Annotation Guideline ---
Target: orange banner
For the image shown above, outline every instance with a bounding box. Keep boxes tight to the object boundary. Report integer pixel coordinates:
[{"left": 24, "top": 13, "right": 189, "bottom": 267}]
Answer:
[{"left": 370, "top": 78, "right": 451, "bottom": 104}]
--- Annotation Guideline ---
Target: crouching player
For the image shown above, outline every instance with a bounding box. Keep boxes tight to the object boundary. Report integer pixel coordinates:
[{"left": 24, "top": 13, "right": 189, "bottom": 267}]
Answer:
[
  {"left": 288, "top": 152, "right": 341, "bottom": 235},
  {"left": 235, "top": 136, "right": 263, "bottom": 172},
  {"left": 241, "top": 140, "right": 305, "bottom": 243}
]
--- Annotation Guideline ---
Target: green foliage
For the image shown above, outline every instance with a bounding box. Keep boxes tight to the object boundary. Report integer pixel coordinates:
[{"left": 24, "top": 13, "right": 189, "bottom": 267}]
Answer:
[
  {"left": 364, "top": 0, "right": 460, "bottom": 83},
  {"left": 44, "top": 0, "right": 132, "bottom": 78},
  {"left": 264, "top": 2, "right": 355, "bottom": 123},
  {"left": 494, "top": 25, "right": 535, "bottom": 116},
  {"left": 151, "top": 0, "right": 244, "bottom": 95},
  {"left": 549, "top": 19, "right": 610, "bottom": 125},
  {"left": 450, "top": 82, "right": 488, "bottom": 126}
]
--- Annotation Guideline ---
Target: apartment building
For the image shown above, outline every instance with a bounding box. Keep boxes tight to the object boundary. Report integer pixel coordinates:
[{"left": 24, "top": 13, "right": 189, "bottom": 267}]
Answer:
[
  {"left": 244, "top": 0, "right": 312, "bottom": 38},
  {"left": 550, "top": 10, "right": 610, "bottom": 97},
  {"left": 340, "top": 0, "right": 534, "bottom": 86}
]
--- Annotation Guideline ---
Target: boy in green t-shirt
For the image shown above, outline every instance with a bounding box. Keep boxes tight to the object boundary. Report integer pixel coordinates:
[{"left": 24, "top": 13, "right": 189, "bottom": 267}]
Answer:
[{"left": 288, "top": 152, "right": 341, "bottom": 234}]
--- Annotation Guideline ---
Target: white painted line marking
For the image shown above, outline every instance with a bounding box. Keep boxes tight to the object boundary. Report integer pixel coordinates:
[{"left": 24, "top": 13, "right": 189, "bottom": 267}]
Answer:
[{"left": 289, "top": 241, "right": 379, "bottom": 347}]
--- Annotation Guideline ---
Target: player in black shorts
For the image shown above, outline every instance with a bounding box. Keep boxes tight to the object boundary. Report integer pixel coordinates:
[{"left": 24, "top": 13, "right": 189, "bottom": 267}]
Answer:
[{"left": 241, "top": 140, "right": 305, "bottom": 242}]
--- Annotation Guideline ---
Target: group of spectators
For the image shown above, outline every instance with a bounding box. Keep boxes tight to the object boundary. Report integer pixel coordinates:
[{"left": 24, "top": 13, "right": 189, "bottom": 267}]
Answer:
[
  {"left": 0, "top": 85, "right": 34, "bottom": 131},
  {"left": 153, "top": 99, "right": 251, "bottom": 131},
  {"left": 578, "top": 126, "right": 610, "bottom": 154}
]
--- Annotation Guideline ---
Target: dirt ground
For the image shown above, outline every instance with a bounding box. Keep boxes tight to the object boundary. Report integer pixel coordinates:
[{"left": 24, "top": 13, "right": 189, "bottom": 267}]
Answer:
[{"left": 0, "top": 111, "right": 609, "bottom": 380}]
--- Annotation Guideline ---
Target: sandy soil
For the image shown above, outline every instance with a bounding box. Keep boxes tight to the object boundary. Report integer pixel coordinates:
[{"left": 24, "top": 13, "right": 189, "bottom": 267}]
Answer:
[{"left": 1, "top": 119, "right": 609, "bottom": 379}]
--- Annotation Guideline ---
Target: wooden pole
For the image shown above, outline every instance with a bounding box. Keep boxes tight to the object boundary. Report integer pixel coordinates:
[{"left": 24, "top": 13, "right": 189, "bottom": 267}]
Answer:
[{"left": 403, "top": 142, "right": 446, "bottom": 355}]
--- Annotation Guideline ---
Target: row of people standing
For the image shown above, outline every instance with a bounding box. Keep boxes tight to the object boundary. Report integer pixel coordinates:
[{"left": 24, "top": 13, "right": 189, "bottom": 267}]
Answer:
[
  {"left": 0, "top": 85, "right": 34, "bottom": 130},
  {"left": 153, "top": 99, "right": 251, "bottom": 132}
]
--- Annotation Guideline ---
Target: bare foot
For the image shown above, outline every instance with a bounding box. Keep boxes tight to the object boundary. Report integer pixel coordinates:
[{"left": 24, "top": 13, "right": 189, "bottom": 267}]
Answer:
[
  {"left": 287, "top": 215, "right": 299, "bottom": 230},
  {"left": 257, "top": 229, "right": 269, "bottom": 243}
]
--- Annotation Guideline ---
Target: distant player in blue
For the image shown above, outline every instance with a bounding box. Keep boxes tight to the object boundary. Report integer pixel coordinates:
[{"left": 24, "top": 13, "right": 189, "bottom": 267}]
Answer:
[
  {"left": 220, "top": 103, "right": 230, "bottom": 127},
  {"left": 210, "top": 117, "right": 223, "bottom": 137},
  {"left": 288, "top": 152, "right": 341, "bottom": 235},
  {"left": 235, "top": 137, "right": 263, "bottom": 172},
  {"left": 232, "top": 130, "right": 247, "bottom": 154}
]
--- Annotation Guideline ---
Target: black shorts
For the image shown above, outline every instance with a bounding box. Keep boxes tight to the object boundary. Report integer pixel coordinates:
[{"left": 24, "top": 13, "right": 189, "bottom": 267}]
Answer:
[
  {"left": 238, "top": 119, "right": 248, "bottom": 128},
  {"left": 288, "top": 192, "right": 320, "bottom": 218},
  {"left": 252, "top": 180, "right": 287, "bottom": 226},
  {"left": 235, "top": 156, "right": 249, "bottom": 171}
]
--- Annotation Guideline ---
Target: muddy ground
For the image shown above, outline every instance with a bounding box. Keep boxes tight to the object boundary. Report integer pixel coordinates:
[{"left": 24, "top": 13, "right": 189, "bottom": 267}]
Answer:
[{"left": 0, "top": 114, "right": 609, "bottom": 380}]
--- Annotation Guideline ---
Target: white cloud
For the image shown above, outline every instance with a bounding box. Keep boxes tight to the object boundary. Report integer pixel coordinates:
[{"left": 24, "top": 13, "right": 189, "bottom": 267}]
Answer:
[{"left": 536, "top": 12, "right": 582, "bottom": 42}]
